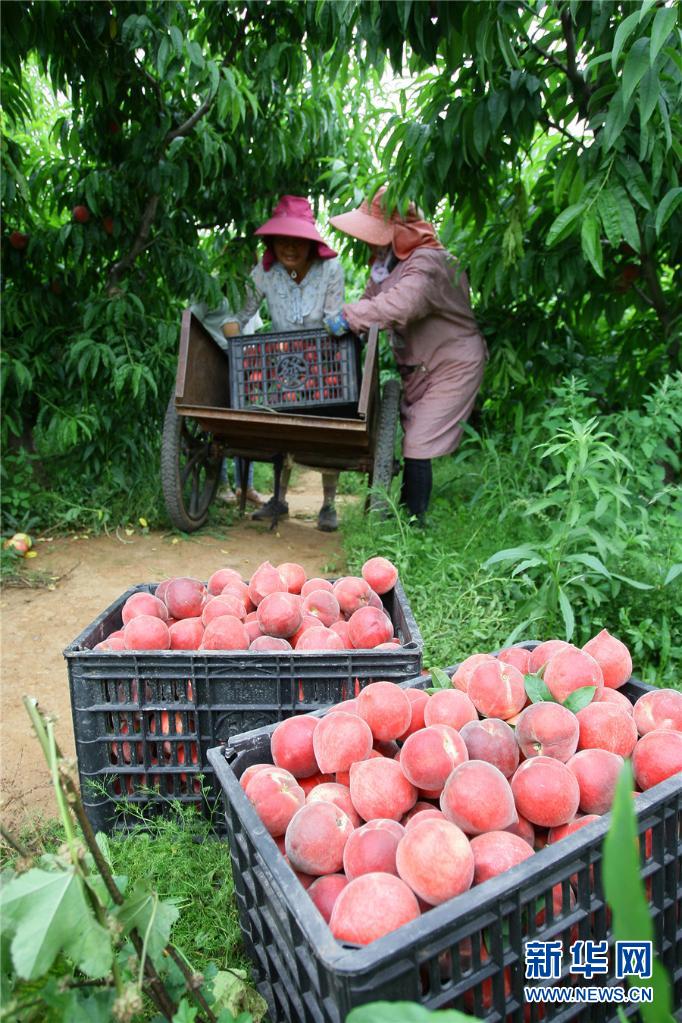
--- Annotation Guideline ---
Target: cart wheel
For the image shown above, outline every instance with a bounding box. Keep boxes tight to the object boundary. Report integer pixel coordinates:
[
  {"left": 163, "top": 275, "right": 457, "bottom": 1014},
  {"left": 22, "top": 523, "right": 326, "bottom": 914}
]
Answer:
[
  {"left": 369, "top": 378, "right": 401, "bottom": 516},
  {"left": 161, "top": 391, "right": 222, "bottom": 532}
]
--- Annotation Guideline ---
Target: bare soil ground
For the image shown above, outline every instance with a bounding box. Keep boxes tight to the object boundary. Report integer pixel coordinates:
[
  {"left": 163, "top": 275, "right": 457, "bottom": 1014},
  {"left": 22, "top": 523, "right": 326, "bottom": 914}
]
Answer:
[{"left": 0, "top": 469, "right": 351, "bottom": 828}]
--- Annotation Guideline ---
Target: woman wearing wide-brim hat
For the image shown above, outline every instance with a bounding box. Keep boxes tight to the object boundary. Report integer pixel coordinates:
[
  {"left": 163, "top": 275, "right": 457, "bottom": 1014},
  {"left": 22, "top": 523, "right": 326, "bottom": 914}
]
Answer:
[
  {"left": 223, "top": 195, "right": 345, "bottom": 531},
  {"left": 327, "top": 188, "right": 487, "bottom": 525}
]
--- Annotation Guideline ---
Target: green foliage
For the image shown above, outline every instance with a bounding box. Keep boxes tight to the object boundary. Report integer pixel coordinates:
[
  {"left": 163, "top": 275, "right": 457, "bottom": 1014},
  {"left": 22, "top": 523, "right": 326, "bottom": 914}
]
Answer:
[{"left": 347, "top": 1005, "right": 476, "bottom": 1023}]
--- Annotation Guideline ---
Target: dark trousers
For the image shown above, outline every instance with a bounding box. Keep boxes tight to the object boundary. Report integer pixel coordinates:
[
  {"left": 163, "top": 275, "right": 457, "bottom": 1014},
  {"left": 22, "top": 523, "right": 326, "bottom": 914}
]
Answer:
[{"left": 401, "top": 458, "right": 432, "bottom": 517}]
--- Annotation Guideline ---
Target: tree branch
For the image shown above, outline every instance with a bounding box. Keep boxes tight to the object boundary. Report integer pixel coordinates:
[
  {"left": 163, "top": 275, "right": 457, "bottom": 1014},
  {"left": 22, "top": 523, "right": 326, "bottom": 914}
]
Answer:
[
  {"left": 106, "top": 194, "right": 159, "bottom": 292},
  {"left": 560, "top": 10, "right": 592, "bottom": 116},
  {"left": 166, "top": 93, "right": 215, "bottom": 142}
]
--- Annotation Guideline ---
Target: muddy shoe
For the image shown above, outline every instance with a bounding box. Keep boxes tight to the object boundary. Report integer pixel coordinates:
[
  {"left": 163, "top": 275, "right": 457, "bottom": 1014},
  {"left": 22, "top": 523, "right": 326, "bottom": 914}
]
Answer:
[
  {"left": 217, "top": 485, "right": 237, "bottom": 505},
  {"left": 252, "top": 497, "right": 289, "bottom": 522},
  {"left": 317, "top": 504, "right": 338, "bottom": 532}
]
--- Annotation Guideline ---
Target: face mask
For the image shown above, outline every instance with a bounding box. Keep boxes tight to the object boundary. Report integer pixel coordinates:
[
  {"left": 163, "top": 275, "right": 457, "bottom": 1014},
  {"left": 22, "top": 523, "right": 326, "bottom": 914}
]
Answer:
[{"left": 370, "top": 246, "right": 394, "bottom": 283}]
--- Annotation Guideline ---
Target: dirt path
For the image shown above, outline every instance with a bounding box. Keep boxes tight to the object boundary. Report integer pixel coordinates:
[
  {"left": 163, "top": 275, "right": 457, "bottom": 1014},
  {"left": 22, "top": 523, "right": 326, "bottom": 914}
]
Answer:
[{"left": 0, "top": 470, "right": 352, "bottom": 827}]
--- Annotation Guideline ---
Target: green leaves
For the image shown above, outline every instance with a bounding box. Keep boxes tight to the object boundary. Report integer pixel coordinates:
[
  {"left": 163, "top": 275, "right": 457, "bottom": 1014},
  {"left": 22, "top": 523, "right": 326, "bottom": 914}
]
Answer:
[
  {"left": 650, "top": 5, "right": 678, "bottom": 64},
  {"left": 654, "top": 187, "right": 682, "bottom": 235},
  {"left": 425, "top": 666, "right": 453, "bottom": 694},
  {"left": 546, "top": 203, "right": 583, "bottom": 247},
  {"left": 622, "top": 37, "right": 651, "bottom": 105},
  {"left": 563, "top": 686, "right": 596, "bottom": 713},
  {"left": 580, "top": 212, "right": 603, "bottom": 277},
  {"left": 524, "top": 674, "right": 554, "bottom": 704},
  {"left": 114, "top": 882, "right": 180, "bottom": 963},
  {"left": 347, "top": 1003, "right": 478, "bottom": 1023},
  {"left": 0, "top": 867, "right": 112, "bottom": 980},
  {"left": 611, "top": 10, "right": 642, "bottom": 72}
]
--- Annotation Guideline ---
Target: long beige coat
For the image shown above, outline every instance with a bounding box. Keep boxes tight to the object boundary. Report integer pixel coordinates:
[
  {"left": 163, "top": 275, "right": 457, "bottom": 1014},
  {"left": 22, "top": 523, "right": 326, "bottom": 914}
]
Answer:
[{"left": 343, "top": 248, "right": 487, "bottom": 459}]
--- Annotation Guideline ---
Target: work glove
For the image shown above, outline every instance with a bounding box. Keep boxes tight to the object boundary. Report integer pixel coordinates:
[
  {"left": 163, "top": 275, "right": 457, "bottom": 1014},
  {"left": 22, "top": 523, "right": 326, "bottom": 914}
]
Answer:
[{"left": 323, "top": 311, "right": 351, "bottom": 337}]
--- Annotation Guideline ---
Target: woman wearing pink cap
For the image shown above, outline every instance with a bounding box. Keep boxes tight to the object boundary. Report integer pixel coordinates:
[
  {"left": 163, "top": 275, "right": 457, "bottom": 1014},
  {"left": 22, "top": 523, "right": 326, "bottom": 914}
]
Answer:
[
  {"left": 223, "top": 195, "right": 345, "bottom": 531},
  {"left": 328, "top": 188, "right": 487, "bottom": 526}
]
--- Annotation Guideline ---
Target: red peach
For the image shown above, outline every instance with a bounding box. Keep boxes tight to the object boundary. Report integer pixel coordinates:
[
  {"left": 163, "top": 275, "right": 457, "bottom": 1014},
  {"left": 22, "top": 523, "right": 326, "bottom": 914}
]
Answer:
[
  {"left": 468, "top": 660, "right": 527, "bottom": 720},
  {"left": 329, "top": 872, "right": 420, "bottom": 944},
  {"left": 202, "top": 593, "right": 246, "bottom": 625},
  {"left": 373, "top": 641, "right": 401, "bottom": 650},
  {"left": 283, "top": 856, "right": 315, "bottom": 889},
  {"left": 423, "top": 689, "right": 478, "bottom": 731},
  {"left": 300, "top": 577, "right": 333, "bottom": 597},
  {"left": 400, "top": 724, "right": 469, "bottom": 793},
  {"left": 165, "top": 577, "right": 207, "bottom": 619},
  {"left": 543, "top": 645, "right": 604, "bottom": 704},
  {"left": 498, "top": 646, "right": 532, "bottom": 674},
  {"left": 397, "top": 688, "right": 430, "bottom": 740},
  {"left": 307, "top": 782, "right": 362, "bottom": 828},
  {"left": 277, "top": 561, "right": 307, "bottom": 594},
  {"left": 123, "top": 615, "right": 170, "bottom": 650},
  {"left": 567, "top": 749, "right": 624, "bottom": 814},
  {"left": 299, "top": 771, "right": 334, "bottom": 795},
  {"left": 470, "top": 831, "right": 534, "bottom": 884},
  {"left": 528, "top": 639, "right": 572, "bottom": 673},
  {"left": 503, "top": 814, "right": 535, "bottom": 847},
  {"left": 367, "top": 589, "right": 384, "bottom": 609},
  {"left": 301, "top": 589, "right": 340, "bottom": 627},
  {"left": 207, "top": 568, "right": 243, "bottom": 595},
  {"left": 244, "top": 619, "right": 263, "bottom": 643},
  {"left": 514, "top": 702, "right": 580, "bottom": 762},
  {"left": 327, "top": 698, "right": 360, "bottom": 717},
  {"left": 582, "top": 628, "right": 632, "bottom": 689},
  {"left": 154, "top": 579, "right": 172, "bottom": 603},
  {"left": 361, "top": 556, "right": 398, "bottom": 594},
  {"left": 169, "top": 617, "right": 204, "bottom": 650},
  {"left": 396, "top": 819, "right": 474, "bottom": 905},
  {"left": 250, "top": 635, "right": 292, "bottom": 651},
  {"left": 199, "top": 615, "right": 249, "bottom": 650},
  {"left": 94, "top": 636, "right": 126, "bottom": 651},
  {"left": 343, "top": 818, "right": 404, "bottom": 878},
  {"left": 404, "top": 808, "right": 445, "bottom": 830},
  {"left": 349, "top": 758, "right": 417, "bottom": 821},
  {"left": 122, "top": 592, "right": 169, "bottom": 624},
  {"left": 450, "top": 653, "right": 496, "bottom": 694},
  {"left": 595, "top": 687, "right": 635, "bottom": 714},
  {"left": 245, "top": 766, "right": 305, "bottom": 836},
  {"left": 333, "top": 576, "right": 372, "bottom": 615},
  {"left": 335, "top": 748, "right": 382, "bottom": 788},
  {"left": 348, "top": 606, "right": 394, "bottom": 649},
  {"left": 295, "top": 627, "right": 345, "bottom": 651},
  {"left": 239, "top": 763, "right": 271, "bottom": 791},
  {"left": 271, "top": 715, "right": 319, "bottom": 778},
  {"left": 285, "top": 801, "right": 353, "bottom": 875},
  {"left": 632, "top": 729, "right": 682, "bottom": 790},
  {"left": 313, "top": 712, "right": 373, "bottom": 774},
  {"left": 373, "top": 738, "right": 400, "bottom": 758},
  {"left": 248, "top": 560, "right": 287, "bottom": 606},
  {"left": 357, "top": 681, "right": 412, "bottom": 741},
  {"left": 548, "top": 815, "right": 601, "bottom": 844},
  {"left": 256, "top": 591, "right": 302, "bottom": 638},
  {"left": 308, "top": 874, "right": 349, "bottom": 924},
  {"left": 329, "top": 620, "right": 351, "bottom": 645},
  {"left": 511, "top": 757, "right": 580, "bottom": 827},
  {"left": 459, "top": 718, "right": 519, "bottom": 778},
  {"left": 220, "top": 580, "right": 255, "bottom": 613},
  {"left": 440, "top": 761, "right": 517, "bottom": 835},
  {"left": 289, "top": 613, "right": 320, "bottom": 646},
  {"left": 576, "top": 703, "right": 637, "bottom": 756},
  {"left": 633, "top": 689, "right": 682, "bottom": 736}
]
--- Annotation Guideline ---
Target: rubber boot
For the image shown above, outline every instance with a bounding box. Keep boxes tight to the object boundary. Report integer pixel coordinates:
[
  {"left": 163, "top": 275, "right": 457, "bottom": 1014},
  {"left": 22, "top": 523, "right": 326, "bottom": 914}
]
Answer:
[{"left": 400, "top": 458, "right": 432, "bottom": 526}]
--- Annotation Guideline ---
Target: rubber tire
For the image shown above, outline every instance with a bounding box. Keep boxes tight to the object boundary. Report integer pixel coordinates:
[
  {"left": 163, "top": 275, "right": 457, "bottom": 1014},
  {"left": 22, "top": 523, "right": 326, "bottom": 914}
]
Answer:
[
  {"left": 369, "top": 377, "right": 401, "bottom": 516},
  {"left": 161, "top": 391, "right": 222, "bottom": 532}
]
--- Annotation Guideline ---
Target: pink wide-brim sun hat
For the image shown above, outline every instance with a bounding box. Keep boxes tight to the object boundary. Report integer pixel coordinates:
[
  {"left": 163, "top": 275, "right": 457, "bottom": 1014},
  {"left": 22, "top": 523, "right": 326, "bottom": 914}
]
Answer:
[
  {"left": 329, "top": 189, "right": 395, "bottom": 247},
  {"left": 254, "top": 195, "right": 335, "bottom": 253}
]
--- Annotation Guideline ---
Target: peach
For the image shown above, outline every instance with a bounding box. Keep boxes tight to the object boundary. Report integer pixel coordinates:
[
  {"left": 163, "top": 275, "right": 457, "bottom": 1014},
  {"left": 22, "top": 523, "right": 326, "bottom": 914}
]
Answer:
[
  {"left": 343, "top": 818, "right": 404, "bottom": 878},
  {"left": 299, "top": 771, "right": 334, "bottom": 795},
  {"left": 329, "top": 620, "right": 351, "bottom": 645},
  {"left": 123, "top": 615, "right": 170, "bottom": 650},
  {"left": 404, "top": 808, "right": 445, "bottom": 830},
  {"left": 566, "top": 749, "right": 624, "bottom": 814},
  {"left": 503, "top": 814, "right": 535, "bottom": 847},
  {"left": 440, "top": 761, "right": 517, "bottom": 835},
  {"left": 329, "top": 872, "right": 420, "bottom": 944},
  {"left": 397, "top": 688, "right": 430, "bottom": 740},
  {"left": 271, "top": 715, "right": 319, "bottom": 777},
  {"left": 313, "top": 712, "right": 373, "bottom": 774},
  {"left": 202, "top": 593, "right": 246, "bottom": 625},
  {"left": 348, "top": 606, "right": 394, "bottom": 649},
  {"left": 239, "top": 763, "right": 271, "bottom": 791},
  {"left": 94, "top": 636, "right": 126, "bottom": 651},
  {"left": 349, "top": 758, "right": 417, "bottom": 821},
  {"left": 470, "top": 831, "right": 534, "bottom": 884},
  {"left": 357, "top": 681, "right": 411, "bottom": 741},
  {"left": 468, "top": 660, "right": 527, "bottom": 720},
  {"left": 207, "top": 568, "right": 243, "bottom": 595},
  {"left": 514, "top": 702, "right": 580, "bottom": 762},
  {"left": 333, "top": 576, "right": 372, "bottom": 615},
  {"left": 582, "top": 628, "right": 632, "bottom": 689},
  {"left": 400, "top": 724, "right": 469, "bottom": 793},
  {"left": 277, "top": 561, "right": 307, "bottom": 594},
  {"left": 256, "top": 591, "right": 302, "bottom": 638},
  {"left": 165, "top": 577, "right": 207, "bottom": 619},
  {"left": 450, "top": 653, "right": 496, "bottom": 694},
  {"left": 328, "top": 698, "right": 360, "bottom": 717},
  {"left": 289, "top": 614, "right": 320, "bottom": 646},
  {"left": 335, "top": 748, "right": 381, "bottom": 787},
  {"left": 367, "top": 589, "right": 384, "bottom": 609},
  {"left": 199, "top": 615, "right": 249, "bottom": 650},
  {"left": 169, "top": 617, "right": 204, "bottom": 650},
  {"left": 528, "top": 639, "right": 571, "bottom": 673},
  {"left": 576, "top": 703, "right": 637, "bottom": 756},
  {"left": 424, "top": 689, "right": 478, "bottom": 731},
  {"left": 285, "top": 801, "right": 353, "bottom": 875},
  {"left": 245, "top": 766, "right": 305, "bottom": 836},
  {"left": 373, "top": 739, "right": 400, "bottom": 758},
  {"left": 244, "top": 619, "right": 264, "bottom": 643},
  {"left": 498, "top": 646, "right": 531, "bottom": 674},
  {"left": 250, "top": 635, "right": 292, "bottom": 651},
  {"left": 543, "top": 645, "right": 604, "bottom": 704},
  {"left": 294, "top": 627, "right": 345, "bottom": 651},
  {"left": 633, "top": 689, "right": 682, "bottom": 736},
  {"left": 220, "top": 579, "right": 255, "bottom": 613},
  {"left": 283, "top": 856, "right": 315, "bottom": 889},
  {"left": 122, "top": 592, "right": 169, "bottom": 625},
  {"left": 308, "top": 874, "right": 349, "bottom": 924},
  {"left": 459, "top": 718, "right": 519, "bottom": 778},
  {"left": 361, "top": 556, "right": 398, "bottom": 594},
  {"left": 396, "top": 818, "right": 474, "bottom": 905},
  {"left": 155, "top": 579, "right": 172, "bottom": 603},
  {"left": 595, "top": 687, "right": 634, "bottom": 714},
  {"left": 248, "top": 560, "right": 286, "bottom": 606},
  {"left": 301, "top": 589, "right": 340, "bottom": 628},
  {"left": 632, "top": 729, "right": 682, "bottom": 790},
  {"left": 300, "top": 577, "right": 333, "bottom": 597},
  {"left": 511, "top": 757, "right": 580, "bottom": 827},
  {"left": 307, "top": 782, "right": 362, "bottom": 828},
  {"left": 548, "top": 815, "right": 601, "bottom": 844}
]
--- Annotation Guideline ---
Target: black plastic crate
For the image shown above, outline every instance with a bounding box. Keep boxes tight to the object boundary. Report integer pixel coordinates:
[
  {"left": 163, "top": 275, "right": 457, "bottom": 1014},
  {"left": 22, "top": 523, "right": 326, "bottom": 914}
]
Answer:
[
  {"left": 208, "top": 662, "right": 682, "bottom": 1023},
  {"left": 227, "top": 328, "right": 359, "bottom": 412},
  {"left": 63, "top": 580, "right": 422, "bottom": 834}
]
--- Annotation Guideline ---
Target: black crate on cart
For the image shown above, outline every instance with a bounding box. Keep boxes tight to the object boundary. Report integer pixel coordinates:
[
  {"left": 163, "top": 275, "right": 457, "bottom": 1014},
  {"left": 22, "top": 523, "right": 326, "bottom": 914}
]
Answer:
[
  {"left": 227, "top": 328, "right": 360, "bottom": 412},
  {"left": 64, "top": 580, "right": 422, "bottom": 835},
  {"left": 208, "top": 662, "right": 682, "bottom": 1023}
]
